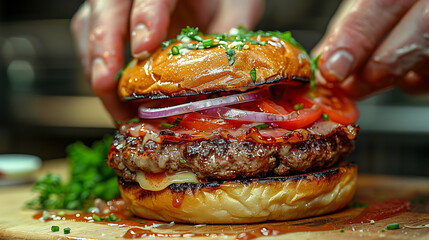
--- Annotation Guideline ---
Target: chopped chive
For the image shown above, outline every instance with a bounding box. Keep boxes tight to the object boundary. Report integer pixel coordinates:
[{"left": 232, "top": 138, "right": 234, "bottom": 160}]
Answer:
[
  {"left": 308, "top": 92, "right": 316, "bottom": 99},
  {"left": 51, "top": 226, "right": 60, "bottom": 232},
  {"left": 202, "top": 39, "right": 213, "bottom": 48},
  {"left": 310, "top": 54, "right": 321, "bottom": 89},
  {"left": 162, "top": 123, "right": 174, "bottom": 128},
  {"left": 235, "top": 43, "right": 245, "bottom": 50},
  {"left": 114, "top": 67, "right": 125, "bottom": 82},
  {"left": 352, "top": 202, "right": 369, "bottom": 208},
  {"left": 293, "top": 103, "right": 304, "bottom": 110},
  {"left": 126, "top": 118, "right": 140, "bottom": 123},
  {"left": 64, "top": 227, "right": 71, "bottom": 234},
  {"left": 378, "top": 196, "right": 387, "bottom": 201},
  {"left": 108, "top": 213, "right": 118, "bottom": 221},
  {"left": 386, "top": 223, "right": 400, "bottom": 230},
  {"left": 179, "top": 159, "right": 186, "bottom": 164},
  {"left": 162, "top": 117, "right": 183, "bottom": 129},
  {"left": 140, "top": 221, "right": 147, "bottom": 224},
  {"left": 57, "top": 211, "right": 66, "bottom": 217},
  {"left": 171, "top": 46, "right": 180, "bottom": 55},
  {"left": 250, "top": 67, "right": 256, "bottom": 83},
  {"left": 339, "top": 229, "right": 345, "bottom": 233},
  {"left": 92, "top": 213, "right": 102, "bottom": 221},
  {"left": 322, "top": 113, "right": 330, "bottom": 121},
  {"left": 255, "top": 123, "right": 269, "bottom": 130}
]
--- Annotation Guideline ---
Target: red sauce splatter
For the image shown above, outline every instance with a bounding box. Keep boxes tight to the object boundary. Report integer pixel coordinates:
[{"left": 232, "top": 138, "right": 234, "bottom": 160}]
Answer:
[
  {"left": 172, "top": 191, "right": 185, "bottom": 208},
  {"left": 123, "top": 228, "right": 217, "bottom": 239},
  {"left": 347, "top": 198, "right": 411, "bottom": 224},
  {"left": 236, "top": 224, "right": 338, "bottom": 240},
  {"left": 33, "top": 199, "right": 161, "bottom": 227}
]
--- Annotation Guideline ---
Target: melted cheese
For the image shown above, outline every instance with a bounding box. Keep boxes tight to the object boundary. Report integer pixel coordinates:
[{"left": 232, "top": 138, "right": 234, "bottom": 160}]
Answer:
[{"left": 136, "top": 171, "right": 200, "bottom": 191}]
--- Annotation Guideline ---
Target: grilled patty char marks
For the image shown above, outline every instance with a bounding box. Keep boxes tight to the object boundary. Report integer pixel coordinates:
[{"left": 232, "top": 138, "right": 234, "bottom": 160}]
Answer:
[{"left": 108, "top": 126, "right": 356, "bottom": 181}]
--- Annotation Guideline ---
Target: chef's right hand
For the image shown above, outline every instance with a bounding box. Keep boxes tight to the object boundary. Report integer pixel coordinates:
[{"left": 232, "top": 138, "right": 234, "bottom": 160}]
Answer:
[
  {"left": 313, "top": 0, "right": 429, "bottom": 99},
  {"left": 71, "top": 0, "right": 264, "bottom": 122}
]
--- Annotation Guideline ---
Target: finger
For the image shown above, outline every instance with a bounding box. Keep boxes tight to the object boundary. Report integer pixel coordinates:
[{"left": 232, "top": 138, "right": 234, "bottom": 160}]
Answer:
[
  {"left": 207, "top": 0, "right": 265, "bottom": 33},
  {"left": 361, "top": 0, "right": 429, "bottom": 87},
  {"left": 318, "top": 0, "right": 416, "bottom": 82},
  {"left": 71, "top": 2, "right": 91, "bottom": 79},
  {"left": 339, "top": 0, "right": 429, "bottom": 99},
  {"left": 399, "top": 69, "right": 429, "bottom": 94},
  {"left": 130, "top": 0, "right": 177, "bottom": 58},
  {"left": 99, "top": 92, "right": 139, "bottom": 122},
  {"left": 89, "top": 0, "right": 131, "bottom": 95}
]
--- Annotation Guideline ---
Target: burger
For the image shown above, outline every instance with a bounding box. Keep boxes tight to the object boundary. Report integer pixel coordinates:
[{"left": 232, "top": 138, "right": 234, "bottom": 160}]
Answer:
[{"left": 107, "top": 27, "right": 359, "bottom": 224}]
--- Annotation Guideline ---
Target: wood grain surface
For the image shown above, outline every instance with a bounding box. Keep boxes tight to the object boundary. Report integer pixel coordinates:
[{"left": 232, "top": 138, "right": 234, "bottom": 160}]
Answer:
[{"left": 1, "top": 159, "right": 429, "bottom": 240}]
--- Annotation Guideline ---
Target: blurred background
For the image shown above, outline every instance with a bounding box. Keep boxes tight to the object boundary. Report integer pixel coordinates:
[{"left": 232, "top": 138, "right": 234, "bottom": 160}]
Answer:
[{"left": 1, "top": 0, "right": 428, "bottom": 176}]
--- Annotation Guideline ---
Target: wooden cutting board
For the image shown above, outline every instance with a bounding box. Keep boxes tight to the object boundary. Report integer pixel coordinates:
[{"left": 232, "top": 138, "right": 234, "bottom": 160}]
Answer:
[{"left": 1, "top": 160, "right": 429, "bottom": 240}]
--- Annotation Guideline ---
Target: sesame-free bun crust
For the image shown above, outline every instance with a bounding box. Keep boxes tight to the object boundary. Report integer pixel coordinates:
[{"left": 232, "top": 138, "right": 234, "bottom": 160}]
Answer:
[
  {"left": 118, "top": 36, "right": 311, "bottom": 100},
  {"left": 119, "top": 163, "right": 357, "bottom": 224}
]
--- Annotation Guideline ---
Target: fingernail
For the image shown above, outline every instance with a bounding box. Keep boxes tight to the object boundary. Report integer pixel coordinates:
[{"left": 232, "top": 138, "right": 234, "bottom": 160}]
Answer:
[
  {"left": 132, "top": 24, "right": 151, "bottom": 56},
  {"left": 91, "top": 57, "right": 108, "bottom": 86},
  {"left": 324, "top": 50, "right": 354, "bottom": 81},
  {"left": 133, "top": 50, "right": 150, "bottom": 59}
]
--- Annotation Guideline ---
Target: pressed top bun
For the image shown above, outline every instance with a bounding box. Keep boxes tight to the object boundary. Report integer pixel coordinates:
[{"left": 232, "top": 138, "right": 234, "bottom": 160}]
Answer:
[
  {"left": 119, "top": 163, "right": 357, "bottom": 224},
  {"left": 118, "top": 36, "right": 311, "bottom": 100}
]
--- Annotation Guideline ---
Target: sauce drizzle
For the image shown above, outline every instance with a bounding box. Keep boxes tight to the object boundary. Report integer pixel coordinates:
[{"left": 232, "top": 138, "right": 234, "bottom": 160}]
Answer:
[{"left": 347, "top": 198, "right": 411, "bottom": 224}]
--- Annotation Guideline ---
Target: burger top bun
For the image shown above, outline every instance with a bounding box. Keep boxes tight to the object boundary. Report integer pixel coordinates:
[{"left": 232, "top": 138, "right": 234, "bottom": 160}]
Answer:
[{"left": 117, "top": 30, "right": 312, "bottom": 100}]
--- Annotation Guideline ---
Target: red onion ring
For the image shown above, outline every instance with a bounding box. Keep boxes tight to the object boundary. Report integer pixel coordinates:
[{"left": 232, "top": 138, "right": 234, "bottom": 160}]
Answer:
[
  {"left": 202, "top": 105, "right": 319, "bottom": 122},
  {"left": 138, "top": 90, "right": 268, "bottom": 119}
]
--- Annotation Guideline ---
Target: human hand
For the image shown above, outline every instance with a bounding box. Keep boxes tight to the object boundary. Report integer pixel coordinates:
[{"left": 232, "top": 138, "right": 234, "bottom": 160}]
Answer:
[
  {"left": 71, "top": 0, "right": 264, "bottom": 121},
  {"left": 313, "top": 0, "right": 429, "bottom": 99}
]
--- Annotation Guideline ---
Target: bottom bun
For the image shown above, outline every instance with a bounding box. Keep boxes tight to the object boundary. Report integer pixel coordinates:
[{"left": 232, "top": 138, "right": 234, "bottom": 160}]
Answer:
[{"left": 119, "top": 162, "right": 357, "bottom": 224}]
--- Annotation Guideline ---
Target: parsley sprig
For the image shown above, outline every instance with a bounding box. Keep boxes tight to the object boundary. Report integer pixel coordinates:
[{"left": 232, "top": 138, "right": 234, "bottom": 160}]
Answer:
[{"left": 26, "top": 136, "right": 119, "bottom": 210}]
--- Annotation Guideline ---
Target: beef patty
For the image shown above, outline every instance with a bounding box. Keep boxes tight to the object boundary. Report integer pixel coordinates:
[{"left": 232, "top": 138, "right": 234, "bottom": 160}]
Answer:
[{"left": 108, "top": 123, "right": 357, "bottom": 181}]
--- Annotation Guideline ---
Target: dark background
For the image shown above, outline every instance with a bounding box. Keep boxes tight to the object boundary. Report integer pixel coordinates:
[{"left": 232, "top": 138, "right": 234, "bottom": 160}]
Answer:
[{"left": 1, "top": 0, "right": 428, "bottom": 176}]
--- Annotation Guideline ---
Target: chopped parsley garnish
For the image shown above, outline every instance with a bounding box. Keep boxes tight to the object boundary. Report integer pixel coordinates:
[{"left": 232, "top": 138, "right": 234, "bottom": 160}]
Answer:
[
  {"left": 26, "top": 136, "right": 119, "bottom": 210},
  {"left": 310, "top": 53, "right": 321, "bottom": 89},
  {"left": 293, "top": 103, "right": 304, "bottom": 110},
  {"left": 322, "top": 113, "right": 330, "bottom": 121},
  {"left": 386, "top": 223, "right": 400, "bottom": 230},
  {"left": 351, "top": 202, "right": 369, "bottom": 208},
  {"left": 250, "top": 67, "right": 256, "bottom": 83},
  {"left": 225, "top": 47, "right": 236, "bottom": 65},
  {"left": 162, "top": 117, "right": 183, "bottom": 128},
  {"left": 51, "top": 226, "right": 60, "bottom": 232},
  {"left": 126, "top": 118, "right": 140, "bottom": 123},
  {"left": 339, "top": 229, "right": 345, "bottom": 233},
  {"left": 179, "top": 159, "right": 186, "bottom": 164},
  {"left": 161, "top": 39, "right": 176, "bottom": 50},
  {"left": 114, "top": 67, "right": 125, "bottom": 82},
  {"left": 162, "top": 26, "right": 317, "bottom": 85},
  {"left": 64, "top": 227, "right": 71, "bottom": 234},
  {"left": 255, "top": 123, "right": 269, "bottom": 130}
]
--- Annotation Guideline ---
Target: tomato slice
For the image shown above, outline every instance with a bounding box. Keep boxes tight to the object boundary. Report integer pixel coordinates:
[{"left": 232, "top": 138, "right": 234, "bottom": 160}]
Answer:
[
  {"left": 178, "top": 112, "right": 243, "bottom": 131},
  {"left": 257, "top": 88, "right": 322, "bottom": 129},
  {"left": 311, "top": 87, "right": 359, "bottom": 125},
  {"left": 258, "top": 99, "right": 289, "bottom": 115}
]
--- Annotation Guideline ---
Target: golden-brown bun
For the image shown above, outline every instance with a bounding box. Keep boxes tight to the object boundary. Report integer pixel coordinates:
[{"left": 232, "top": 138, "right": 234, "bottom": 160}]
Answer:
[
  {"left": 118, "top": 36, "right": 311, "bottom": 100},
  {"left": 119, "top": 163, "right": 357, "bottom": 224}
]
